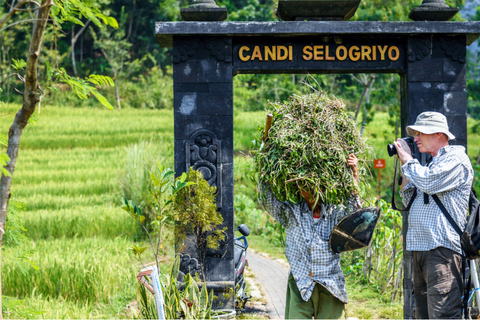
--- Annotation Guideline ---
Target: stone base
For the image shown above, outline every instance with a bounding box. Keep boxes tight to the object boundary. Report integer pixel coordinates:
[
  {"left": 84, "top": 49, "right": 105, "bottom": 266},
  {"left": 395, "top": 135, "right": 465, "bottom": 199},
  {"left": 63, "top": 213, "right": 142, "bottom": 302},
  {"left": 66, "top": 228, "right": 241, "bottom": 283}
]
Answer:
[
  {"left": 276, "top": 0, "right": 360, "bottom": 21},
  {"left": 409, "top": 6, "right": 459, "bottom": 21},
  {"left": 181, "top": 7, "right": 228, "bottom": 21}
]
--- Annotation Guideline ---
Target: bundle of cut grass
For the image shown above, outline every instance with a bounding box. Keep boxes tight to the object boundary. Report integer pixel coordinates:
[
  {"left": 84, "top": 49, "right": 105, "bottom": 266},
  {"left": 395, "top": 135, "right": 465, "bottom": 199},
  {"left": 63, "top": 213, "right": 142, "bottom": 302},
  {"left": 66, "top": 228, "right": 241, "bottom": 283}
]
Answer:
[{"left": 253, "top": 91, "right": 373, "bottom": 206}]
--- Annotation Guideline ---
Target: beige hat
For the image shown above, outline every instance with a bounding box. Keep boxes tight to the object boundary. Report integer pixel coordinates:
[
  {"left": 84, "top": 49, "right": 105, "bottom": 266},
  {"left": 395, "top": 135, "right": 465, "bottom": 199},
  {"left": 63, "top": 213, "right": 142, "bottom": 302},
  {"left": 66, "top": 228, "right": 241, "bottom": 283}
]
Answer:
[{"left": 406, "top": 111, "right": 455, "bottom": 140}]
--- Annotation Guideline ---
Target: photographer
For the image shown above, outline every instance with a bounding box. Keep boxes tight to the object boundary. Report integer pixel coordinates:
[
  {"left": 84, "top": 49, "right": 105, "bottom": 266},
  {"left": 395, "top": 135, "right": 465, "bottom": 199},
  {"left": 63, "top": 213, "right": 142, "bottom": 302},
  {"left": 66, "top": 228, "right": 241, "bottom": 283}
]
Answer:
[
  {"left": 259, "top": 154, "right": 361, "bottom": 319},
  {"left": 393, "top": 111, "right": 473, "bottom": 319}
]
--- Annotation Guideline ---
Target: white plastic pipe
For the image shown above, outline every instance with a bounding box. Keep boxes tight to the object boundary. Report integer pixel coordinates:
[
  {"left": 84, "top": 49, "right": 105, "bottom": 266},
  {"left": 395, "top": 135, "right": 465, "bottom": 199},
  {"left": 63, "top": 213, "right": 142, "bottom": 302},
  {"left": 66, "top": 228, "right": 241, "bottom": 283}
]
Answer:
[
  {"left": 150, "top": 265, "right": 166, "bottom": 320},
  {"left": 470, "top": 259, "right": 480, "bottom": 312}
]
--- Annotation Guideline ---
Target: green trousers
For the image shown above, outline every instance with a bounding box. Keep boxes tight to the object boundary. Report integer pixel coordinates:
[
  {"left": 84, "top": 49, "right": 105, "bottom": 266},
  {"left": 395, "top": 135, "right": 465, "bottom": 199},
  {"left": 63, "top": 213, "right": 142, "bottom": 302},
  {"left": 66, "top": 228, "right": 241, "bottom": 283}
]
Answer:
[{"left": 285, "top": 273, "right": 346, "bottom": 319}]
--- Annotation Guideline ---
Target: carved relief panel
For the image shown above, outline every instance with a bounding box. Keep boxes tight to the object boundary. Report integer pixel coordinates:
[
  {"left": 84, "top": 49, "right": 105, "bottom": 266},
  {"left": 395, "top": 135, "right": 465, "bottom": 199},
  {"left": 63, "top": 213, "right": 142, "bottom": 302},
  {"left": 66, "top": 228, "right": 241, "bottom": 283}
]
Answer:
[{"left": 186, "top": 129, "right": 222, "bottom": 208}]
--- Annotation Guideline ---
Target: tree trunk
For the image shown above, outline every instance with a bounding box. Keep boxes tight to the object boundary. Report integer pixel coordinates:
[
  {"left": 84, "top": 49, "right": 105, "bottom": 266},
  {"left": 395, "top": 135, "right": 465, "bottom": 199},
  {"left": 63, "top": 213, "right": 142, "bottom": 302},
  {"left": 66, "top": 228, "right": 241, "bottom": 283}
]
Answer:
[
  {"left": 126, "top": 0, "right": 136, "bottom": 42},
  {"left": 115, "top": 77, "right": 121, "bottom": 110},
  {"left": 71, "top": 20, "right": 90, "bottom": 77},
  {"left": 354, "top": 75, "right": 375, "bottom": 122},
  {"left": 0, "top": 1, "right": 53, "bottom": 317},
  {"left": 360, "top": 76, "right": 375, "bottom": 136}
]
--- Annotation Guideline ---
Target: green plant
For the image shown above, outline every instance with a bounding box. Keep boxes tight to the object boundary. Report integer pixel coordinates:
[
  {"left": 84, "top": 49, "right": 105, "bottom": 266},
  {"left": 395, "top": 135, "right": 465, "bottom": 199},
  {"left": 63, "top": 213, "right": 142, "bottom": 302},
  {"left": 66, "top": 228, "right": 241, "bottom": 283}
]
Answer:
[
  {"left": 172, "top": 169, "right": 226, "bottom": 277},
  {"left": 341, "top": 199, "right": 403, "bottom": 302},
  {"left": 160, "top": 255, "right": 214, "bottom": 320},
  {"left": 123, "top": 167, "right": 224, "bottom": 318},
  {"left": 264, "top": 220, "right": 286, "bottom": 248},
  {"left": 2, "top": 296, "right": 45, "bottom": 319},
  {"left": 120, "top": 140, "right": 169, "bottom": 229},
  {"left": 3, "top": 198, "right": 38, "bottom": 274},
  {"left": 234, "top": 194, "right": 267, "bottom": 235}
]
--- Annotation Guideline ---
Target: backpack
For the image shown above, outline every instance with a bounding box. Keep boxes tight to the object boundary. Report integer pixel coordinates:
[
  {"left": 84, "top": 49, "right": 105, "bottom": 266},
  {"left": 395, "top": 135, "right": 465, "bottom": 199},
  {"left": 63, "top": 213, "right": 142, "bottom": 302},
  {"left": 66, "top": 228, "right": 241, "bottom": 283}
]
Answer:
[
  {"left": 432, "top": 187, "right": 480, "bottom": 261},
  {"left": 432, "top": 187, "right": 480, "bottom": 317},
  {"left": 460, "top": 188, "right": 480, "bottom": 260}
]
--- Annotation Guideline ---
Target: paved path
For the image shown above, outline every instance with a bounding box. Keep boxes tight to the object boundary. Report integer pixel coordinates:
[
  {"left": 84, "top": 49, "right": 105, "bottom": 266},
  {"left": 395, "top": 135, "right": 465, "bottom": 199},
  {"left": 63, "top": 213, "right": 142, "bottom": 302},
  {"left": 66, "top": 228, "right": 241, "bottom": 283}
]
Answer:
[{"left": 246, "top": 251, "right": 289, "bottom": 319}]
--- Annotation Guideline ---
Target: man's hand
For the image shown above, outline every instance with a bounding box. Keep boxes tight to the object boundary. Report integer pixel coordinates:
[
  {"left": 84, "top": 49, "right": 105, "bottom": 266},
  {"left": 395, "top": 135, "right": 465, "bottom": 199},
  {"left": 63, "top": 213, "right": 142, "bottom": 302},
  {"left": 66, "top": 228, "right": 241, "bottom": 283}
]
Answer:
[
  {"left": 347, "top": 154, "right": 359, "bottom": 183},
  {"left": 393, "top": 139, "right": 413, "bottom": 164}
]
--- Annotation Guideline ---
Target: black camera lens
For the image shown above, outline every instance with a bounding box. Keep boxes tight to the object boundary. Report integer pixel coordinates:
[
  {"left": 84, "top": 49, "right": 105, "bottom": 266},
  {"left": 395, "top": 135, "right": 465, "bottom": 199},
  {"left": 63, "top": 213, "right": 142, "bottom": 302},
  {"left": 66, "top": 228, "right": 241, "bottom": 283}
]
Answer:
[
  {"left": 387, "top": 144, "right": 397, "bottom": 157},
  {"left": 387, "top": 137, "right": 415, "bottom": 158}
]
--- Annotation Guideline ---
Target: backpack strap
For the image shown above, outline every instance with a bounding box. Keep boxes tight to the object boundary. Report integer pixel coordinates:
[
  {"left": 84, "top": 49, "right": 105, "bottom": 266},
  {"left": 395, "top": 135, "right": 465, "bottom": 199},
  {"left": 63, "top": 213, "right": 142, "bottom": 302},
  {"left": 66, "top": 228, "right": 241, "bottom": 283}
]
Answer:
[
  {"left": 431, "top": 194, "right": 463, "bottom": 237},
  {"left": 431, "top": 194, "right": 471, "bottom": 318},
  {"left": 391, "top": 156, "right": 418, "bottom": 211}
]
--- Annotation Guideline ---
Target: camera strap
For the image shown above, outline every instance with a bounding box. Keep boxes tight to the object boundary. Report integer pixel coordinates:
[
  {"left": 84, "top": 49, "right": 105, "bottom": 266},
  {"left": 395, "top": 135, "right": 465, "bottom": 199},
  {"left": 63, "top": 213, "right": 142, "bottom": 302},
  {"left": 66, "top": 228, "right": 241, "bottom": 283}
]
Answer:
[{"left": 391, "top": 156, "right": 417, "bottom": 211}]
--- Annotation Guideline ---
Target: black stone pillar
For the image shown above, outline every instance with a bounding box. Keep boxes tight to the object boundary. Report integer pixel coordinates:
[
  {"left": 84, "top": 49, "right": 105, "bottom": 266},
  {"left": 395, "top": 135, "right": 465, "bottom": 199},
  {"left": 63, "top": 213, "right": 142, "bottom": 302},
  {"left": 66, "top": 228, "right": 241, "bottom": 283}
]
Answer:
[
  {"left": 402, "top": 34, "right": 467, "bottom": 319},
  {"left": 173, "top": 36, "right": 234, "bottom": 309}
]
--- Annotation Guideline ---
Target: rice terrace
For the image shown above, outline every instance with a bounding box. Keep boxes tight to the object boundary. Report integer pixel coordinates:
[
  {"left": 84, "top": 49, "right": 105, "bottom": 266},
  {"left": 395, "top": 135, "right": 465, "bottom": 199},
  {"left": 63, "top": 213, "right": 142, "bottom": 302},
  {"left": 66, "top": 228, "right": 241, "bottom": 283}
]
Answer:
[{"left": 3, "top": 0, "right": 480, "bottom": 319}]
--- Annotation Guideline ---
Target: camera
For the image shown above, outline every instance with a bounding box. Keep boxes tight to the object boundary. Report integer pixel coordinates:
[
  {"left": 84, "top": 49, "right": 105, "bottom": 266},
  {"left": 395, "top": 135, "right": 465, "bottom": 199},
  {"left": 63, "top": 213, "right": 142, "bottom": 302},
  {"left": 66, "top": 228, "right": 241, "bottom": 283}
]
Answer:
[{"left": 387, "top": 137, "right": 415, "bottom": 157}]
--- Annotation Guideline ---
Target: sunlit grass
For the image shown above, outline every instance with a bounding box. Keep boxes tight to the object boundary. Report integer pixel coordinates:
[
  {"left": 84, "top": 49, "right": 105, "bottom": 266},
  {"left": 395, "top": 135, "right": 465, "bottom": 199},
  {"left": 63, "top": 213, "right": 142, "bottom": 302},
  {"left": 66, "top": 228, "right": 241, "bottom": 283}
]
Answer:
[
  {"left": 23, "top": 206, "right": 136, "bottom": 240},
  {"left": 1, "top": 101, "right": 479, "bottom": 318},
  {"left": 1, "top": 103, "right": 176, "bottom": 318},
  {"left": 3, "top": 237, "right": 136, "bottom": 302}
]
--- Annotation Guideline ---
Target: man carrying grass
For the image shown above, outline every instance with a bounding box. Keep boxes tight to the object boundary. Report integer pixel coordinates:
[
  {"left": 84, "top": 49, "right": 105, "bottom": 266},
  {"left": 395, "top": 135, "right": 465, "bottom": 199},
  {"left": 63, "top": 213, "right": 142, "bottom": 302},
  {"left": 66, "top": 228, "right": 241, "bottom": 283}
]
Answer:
[{"left": 259, "top": 154, "right": 362, "bottom": 319}]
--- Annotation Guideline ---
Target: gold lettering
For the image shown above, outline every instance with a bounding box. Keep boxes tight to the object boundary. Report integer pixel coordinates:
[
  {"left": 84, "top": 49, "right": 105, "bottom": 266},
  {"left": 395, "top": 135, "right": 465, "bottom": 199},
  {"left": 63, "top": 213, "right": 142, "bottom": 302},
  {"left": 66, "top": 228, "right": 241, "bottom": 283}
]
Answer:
[
  {"left": 388, "top": 46, "right": 400, "bottom": 61},
  {"left": 314, "top": 45, "right": 324, "bottom": 60},
  {"left": 377, "top": 45, "right": 388, "bottom": 60},
  {"left": 288, "top": 46, "right": 293, "bottom": 61},
  {"left": 277, "top": 46, "right": 289, "bottom": 60},
  {"left": 361, "top": 46, "right": 372, "bottom": 60},
  {"left": 251, "top": 46, "right": 262, "bottom": 61},
  {"left": 303, "top": 46, "right": 313, "bottom": 61},
  {"left": 336, "top": 46, "right": 348, "bottom": 61},
  {"left": 349, "top": 46, "right": 360, "bottom": 62},
  {"left": 372, "top": 45, "right": 377, "bottom": 60},
  {"left": 239, "top": 46, "right": 250, "bottom": 61},
  {"left": 325, "top": 45, "right": 334, "bottom": 61},
  {"left": 265, "top": 46, "right": 276, "bottom": 61}
]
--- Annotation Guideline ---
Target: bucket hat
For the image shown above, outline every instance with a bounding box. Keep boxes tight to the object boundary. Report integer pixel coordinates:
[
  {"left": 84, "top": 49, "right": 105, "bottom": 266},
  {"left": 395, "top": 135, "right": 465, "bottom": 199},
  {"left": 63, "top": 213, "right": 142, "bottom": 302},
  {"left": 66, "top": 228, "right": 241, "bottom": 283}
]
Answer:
[{"left": 406, "top": 111, "right": 455, "bottom": 140}]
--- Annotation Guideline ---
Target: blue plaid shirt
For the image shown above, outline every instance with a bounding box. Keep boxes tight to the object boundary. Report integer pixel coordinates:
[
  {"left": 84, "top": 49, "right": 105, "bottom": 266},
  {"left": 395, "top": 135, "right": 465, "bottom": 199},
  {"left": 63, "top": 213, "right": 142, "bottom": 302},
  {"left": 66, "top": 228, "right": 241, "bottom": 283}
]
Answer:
[
  {"left": 400, "top": 145, "right": 473, "bottom": 254},
  {"left": 259, "top": 183, "right": 362, "bottom": 303}
]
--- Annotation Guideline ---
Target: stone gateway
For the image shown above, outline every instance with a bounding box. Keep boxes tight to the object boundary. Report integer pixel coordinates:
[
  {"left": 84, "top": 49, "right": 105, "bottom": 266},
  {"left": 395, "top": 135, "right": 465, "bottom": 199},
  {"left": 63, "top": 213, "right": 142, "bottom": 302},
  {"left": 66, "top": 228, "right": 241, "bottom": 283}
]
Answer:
[{"left": 156, "top": 19, "right": 480, "bottom": 316}]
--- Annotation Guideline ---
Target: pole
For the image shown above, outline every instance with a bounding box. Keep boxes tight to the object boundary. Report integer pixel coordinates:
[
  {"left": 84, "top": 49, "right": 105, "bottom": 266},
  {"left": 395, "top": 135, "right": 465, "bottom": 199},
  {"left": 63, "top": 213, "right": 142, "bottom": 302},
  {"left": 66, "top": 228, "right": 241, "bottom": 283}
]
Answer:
[
  {"left": 470, "top": 259, "right": 480, "bottom": 312},
  {"left": 378, "top": 168, "right": 381, "bottom": 201},
  {"left": 151, "top": 266, "right": 166, "bottom": 320},
  {"left": 137, "top": 266, "right": 166, "bottom": 320}
]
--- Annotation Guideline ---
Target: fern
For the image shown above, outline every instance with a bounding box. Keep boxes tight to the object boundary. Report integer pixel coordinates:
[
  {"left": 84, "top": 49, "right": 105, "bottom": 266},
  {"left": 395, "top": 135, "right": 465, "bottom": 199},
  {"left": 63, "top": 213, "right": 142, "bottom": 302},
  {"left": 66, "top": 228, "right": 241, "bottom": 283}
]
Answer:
[
  {"left": 51, "top": 0, "right": 118, "bottom": 29},
  {"left": 52, "top": 68, "right": 114, "bottom": 110},
  {"left": 87, "top": 74, "right": 115, "bottom": 88},
  {"left": 0, "top": 133, "right": 7, "bottom": 147},
  {"left": 0, "top": 154, "right": 11, "bottom": 177}
]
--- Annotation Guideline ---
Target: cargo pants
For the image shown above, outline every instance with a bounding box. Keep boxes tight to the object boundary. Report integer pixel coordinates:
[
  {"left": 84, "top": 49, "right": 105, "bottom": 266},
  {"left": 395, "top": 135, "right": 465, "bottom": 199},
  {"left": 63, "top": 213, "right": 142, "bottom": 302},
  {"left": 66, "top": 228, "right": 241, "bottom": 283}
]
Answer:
[
  {"left": 285, "top": 273, "right": 346, "bottom": 319},
  {"left": 413, "top": 247, "right": 463, "bottom": 319}
]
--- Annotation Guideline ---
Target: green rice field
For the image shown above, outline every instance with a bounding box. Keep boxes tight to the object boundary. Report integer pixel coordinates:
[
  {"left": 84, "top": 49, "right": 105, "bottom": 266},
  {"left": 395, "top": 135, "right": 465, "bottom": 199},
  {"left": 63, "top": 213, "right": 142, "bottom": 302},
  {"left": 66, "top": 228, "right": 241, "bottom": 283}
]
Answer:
[{"left": 1, "top": 101, "right": 480, "bottom": 318}]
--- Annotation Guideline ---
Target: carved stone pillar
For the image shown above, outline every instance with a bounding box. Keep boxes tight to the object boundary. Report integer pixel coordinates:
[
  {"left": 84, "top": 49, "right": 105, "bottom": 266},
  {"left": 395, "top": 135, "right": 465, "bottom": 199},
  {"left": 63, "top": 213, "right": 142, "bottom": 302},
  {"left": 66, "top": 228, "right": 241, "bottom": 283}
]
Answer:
[
  {"left": 173, "top": 36, "right": 234, "bottom": 309},
  {"left": 402, "top": 34, "right": 467, "bottom": 318}
]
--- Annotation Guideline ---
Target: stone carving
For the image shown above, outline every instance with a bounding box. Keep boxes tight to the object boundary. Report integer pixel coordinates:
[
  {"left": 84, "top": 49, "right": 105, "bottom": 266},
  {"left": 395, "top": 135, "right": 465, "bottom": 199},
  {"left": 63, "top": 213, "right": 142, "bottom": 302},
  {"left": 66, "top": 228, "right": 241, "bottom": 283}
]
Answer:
[
  {"left": 186, "top": 129, "right": 222, "bottom": 207},
  {"left": 173, "top": 40, "right": 199, "bottom": 63},
  {"left": 207, "top": 38, "right": 232, "bottom": 62},
  {"left": 408, "top": 37, "right": 432, "bottom": 62},
  {"left": 179, "top": 253, "right": 202, "bottom": 278},
  {"left": 439, "top": 37, "right": 466, "bottom": 63}
]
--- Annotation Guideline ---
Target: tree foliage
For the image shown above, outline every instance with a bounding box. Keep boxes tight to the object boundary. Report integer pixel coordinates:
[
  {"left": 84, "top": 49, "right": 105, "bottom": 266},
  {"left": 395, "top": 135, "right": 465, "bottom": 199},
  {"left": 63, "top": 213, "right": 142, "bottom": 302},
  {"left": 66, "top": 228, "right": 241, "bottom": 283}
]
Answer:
[{"left": 0, "top": 0, "right": 117, "bottom": 317}]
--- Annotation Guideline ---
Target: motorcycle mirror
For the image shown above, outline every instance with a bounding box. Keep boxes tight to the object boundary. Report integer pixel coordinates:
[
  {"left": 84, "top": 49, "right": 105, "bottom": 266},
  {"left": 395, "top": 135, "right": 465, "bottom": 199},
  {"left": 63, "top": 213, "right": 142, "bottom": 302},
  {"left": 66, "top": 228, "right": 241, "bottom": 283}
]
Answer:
[{"left": 237, "top": 224, "right": 250, "bottom": 237}]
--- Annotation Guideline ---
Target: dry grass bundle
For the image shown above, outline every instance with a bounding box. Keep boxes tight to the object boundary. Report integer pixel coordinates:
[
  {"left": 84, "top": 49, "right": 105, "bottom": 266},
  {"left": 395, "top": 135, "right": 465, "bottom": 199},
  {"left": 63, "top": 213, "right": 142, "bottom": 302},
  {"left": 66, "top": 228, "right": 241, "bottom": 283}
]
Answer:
[{"left": 253, "top": 91, "right": 373, "bottom": 205}]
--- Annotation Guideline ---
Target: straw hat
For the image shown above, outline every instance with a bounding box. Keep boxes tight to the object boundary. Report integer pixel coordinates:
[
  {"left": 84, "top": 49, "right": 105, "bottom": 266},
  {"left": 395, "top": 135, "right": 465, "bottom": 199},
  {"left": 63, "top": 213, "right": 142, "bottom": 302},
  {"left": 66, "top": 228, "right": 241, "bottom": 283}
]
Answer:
[{"left": 406, "top": 111, "right": 455, "bottom": 140}]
